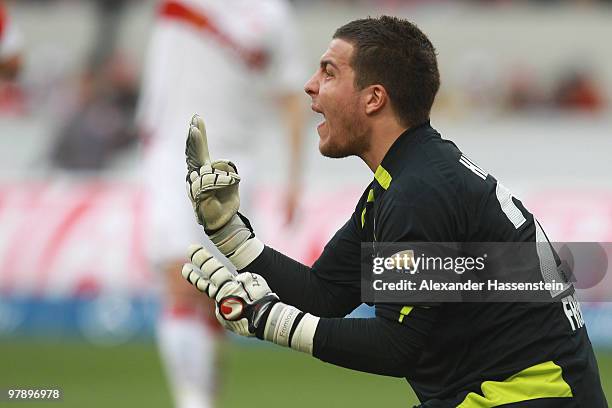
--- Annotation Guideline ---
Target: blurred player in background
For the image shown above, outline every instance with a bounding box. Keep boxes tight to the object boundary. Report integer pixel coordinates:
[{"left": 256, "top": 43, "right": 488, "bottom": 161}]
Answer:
[
  {"left": 136, "top": 1, "right": 306, "bottom": 407},
  {"left": 0, "top": 0, "right": 22, "bottom": 80}
]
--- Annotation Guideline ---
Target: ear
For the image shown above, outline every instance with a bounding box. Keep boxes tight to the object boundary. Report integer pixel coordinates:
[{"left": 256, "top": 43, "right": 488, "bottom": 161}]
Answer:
[{"left": 364, "top": 85, "right": 387, "bottom": 115}]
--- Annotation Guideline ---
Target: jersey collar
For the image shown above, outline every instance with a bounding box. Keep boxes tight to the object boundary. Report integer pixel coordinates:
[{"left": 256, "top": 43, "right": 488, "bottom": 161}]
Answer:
[{"left": 374, "top": 120, "right": 433, "bottom": 190}]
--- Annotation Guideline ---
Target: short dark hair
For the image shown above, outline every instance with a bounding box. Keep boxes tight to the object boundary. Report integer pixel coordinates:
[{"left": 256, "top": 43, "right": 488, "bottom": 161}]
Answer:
[{"left": 334, "top": 16, "right": 440, "bottom": 127}]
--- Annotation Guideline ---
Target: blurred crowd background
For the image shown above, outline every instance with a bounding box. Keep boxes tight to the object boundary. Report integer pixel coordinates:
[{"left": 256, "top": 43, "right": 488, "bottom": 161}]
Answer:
[{"left": 0, "top": 0, "right": 611, "bottom": 407}]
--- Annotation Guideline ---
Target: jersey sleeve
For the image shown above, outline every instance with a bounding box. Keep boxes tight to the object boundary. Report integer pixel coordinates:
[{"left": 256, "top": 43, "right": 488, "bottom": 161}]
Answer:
[
  {"left": 303, "top": 188, "right": 373, "bottom": 313},
  {"left": 313, "top": 307, "right": 438, "bottom": 377},
  {"left": 311, "top": 215, "right": 362, "bottom": 287},
  {"left": 243, "top": 193, "right": 366, "bottom": 317},
  {"left": 311, "top": 189, "right": 444, "bottom": 377},
  {"left": 309, "top": 181, "right": 455, "bottom": 377}
]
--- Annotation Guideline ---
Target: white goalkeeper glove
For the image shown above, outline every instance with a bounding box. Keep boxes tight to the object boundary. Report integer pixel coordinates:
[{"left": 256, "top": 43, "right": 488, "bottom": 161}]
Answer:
[
  {"left": 182, "top": 244, "right": 319, "bottom": 354},
  {"left": 185, "top": 114, "right": 263, "bottom": 269}
]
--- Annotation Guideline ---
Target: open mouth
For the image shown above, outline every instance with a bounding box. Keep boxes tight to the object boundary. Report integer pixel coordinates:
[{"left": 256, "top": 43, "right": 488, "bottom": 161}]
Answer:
[{"left": 311, "top": 104, "right": 326, "bottom": 132}]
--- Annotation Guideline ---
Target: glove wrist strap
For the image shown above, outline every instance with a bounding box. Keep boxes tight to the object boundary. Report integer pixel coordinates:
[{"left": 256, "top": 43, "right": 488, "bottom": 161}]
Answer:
[
  {"left": 208, "top": 213, "right": 264, "bottom": 269},
  {"left": 230, "top": 238, "right": 264, "bottom": 270},
  {"left": 263, "top": 303, "right": 319, "bottom": 355},
  {"left": 290, "top": 313, "right": 319, "bottom": 354}
]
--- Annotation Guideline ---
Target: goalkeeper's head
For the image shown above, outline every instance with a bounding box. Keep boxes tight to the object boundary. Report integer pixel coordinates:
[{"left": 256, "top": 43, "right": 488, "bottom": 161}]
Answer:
[{"left": 304, "top": 16, "right": 440, "bottom": 162}]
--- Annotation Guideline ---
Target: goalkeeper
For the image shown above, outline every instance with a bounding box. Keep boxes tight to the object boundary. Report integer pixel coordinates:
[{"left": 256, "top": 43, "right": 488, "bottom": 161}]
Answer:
[{"left": 181, "top": 16, "right": 607, "bottom": 408}]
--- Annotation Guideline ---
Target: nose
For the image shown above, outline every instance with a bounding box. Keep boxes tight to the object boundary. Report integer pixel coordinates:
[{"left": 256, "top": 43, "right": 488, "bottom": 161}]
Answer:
[{"left": 304, "top": 71, "right": 319, "bottom": 97}]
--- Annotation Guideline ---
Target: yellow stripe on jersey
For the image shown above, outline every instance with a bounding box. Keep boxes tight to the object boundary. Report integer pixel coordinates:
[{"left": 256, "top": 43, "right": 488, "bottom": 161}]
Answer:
[
  {"left": 398, "top": 306, "right": 413, "bottom": 323},
  {"left": 361, "top": 189, "right": 375, "bottom": 227},
  {"left": 367, "top": 189, "right": 375, "bottom": 202},
  {"left": 374, "top": 165, "right": 392, "bottom": 190},
  {"left": 458, "top": 361, "right": 573, "bottom": 408}
]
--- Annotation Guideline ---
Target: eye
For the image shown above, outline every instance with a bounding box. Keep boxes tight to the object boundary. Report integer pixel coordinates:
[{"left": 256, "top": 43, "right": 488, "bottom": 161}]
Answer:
[{"left": 324, "top": 68, "right": 334, "bottom": 79}]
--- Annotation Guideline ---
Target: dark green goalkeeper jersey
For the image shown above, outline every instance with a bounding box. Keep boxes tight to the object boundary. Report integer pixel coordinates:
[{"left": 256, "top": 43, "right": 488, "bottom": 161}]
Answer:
[{"left": 308, "top": 122, "right": 607, "bottom": 407}]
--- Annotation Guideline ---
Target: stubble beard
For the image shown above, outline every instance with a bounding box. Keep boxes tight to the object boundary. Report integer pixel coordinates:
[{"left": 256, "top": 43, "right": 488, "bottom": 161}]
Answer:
[{"left": 319, "top": 106, "right": 369, "bottom": 159}]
